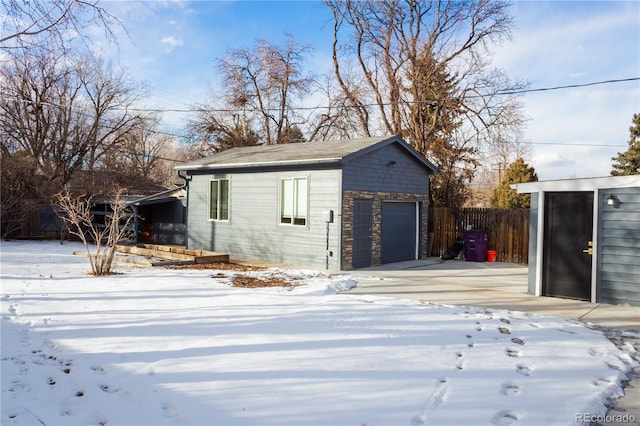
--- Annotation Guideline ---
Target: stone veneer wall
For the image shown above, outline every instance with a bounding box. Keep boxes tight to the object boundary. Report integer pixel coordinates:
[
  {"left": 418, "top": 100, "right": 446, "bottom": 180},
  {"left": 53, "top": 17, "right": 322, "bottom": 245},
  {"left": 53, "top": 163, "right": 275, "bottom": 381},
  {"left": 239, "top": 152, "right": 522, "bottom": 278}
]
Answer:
[{"left": 341, "top": 190, "right": 430, "bottom": 269}]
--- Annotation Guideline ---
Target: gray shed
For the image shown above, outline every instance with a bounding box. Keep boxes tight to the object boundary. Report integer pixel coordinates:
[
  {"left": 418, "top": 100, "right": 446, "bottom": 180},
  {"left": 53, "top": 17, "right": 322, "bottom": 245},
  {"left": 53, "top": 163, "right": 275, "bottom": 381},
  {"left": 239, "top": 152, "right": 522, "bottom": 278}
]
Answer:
[
  {"left": 513, "top": 175, "right": 640, "bottom": 306},
  {"left": 176, "top": 136, "right": 438, "bottom": 270}
]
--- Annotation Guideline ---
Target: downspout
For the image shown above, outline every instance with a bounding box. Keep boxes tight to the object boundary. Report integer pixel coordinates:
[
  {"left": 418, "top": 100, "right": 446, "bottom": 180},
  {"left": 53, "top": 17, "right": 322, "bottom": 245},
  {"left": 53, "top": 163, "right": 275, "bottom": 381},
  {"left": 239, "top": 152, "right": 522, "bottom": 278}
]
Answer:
[{"left": 177, "top": 169, "right": 190, "bottom": 185}]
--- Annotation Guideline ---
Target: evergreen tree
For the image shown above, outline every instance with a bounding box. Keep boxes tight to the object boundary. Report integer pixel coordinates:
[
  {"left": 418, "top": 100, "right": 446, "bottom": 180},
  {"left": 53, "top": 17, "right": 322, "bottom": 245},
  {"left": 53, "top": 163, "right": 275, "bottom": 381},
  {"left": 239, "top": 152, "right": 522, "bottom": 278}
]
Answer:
[
  {"left": 490, "top": 157, "right": 538, "bottom": 208},
  {"left": 408, "top": 52, "right": 478, "bottom": 208},
  {"left": 611, "top": 113, "right": 640, "bottom": 176}
]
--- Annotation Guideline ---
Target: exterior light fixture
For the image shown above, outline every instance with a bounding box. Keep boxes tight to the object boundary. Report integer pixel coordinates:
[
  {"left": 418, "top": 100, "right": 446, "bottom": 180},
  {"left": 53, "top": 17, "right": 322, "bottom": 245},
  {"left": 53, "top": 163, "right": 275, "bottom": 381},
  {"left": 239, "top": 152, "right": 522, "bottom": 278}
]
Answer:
[
  {"left": 389, "top": 160, "right": 397, "bottom": 168},
  {"left": 607, "top": 194, "right": 617, "bottom": 206}
]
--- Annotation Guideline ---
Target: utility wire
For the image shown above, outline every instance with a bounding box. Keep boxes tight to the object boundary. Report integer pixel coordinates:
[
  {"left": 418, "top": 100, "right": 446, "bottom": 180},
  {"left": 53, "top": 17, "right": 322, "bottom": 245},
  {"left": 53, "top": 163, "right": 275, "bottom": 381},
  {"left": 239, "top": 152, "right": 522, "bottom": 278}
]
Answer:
[
  {"left": 2, "top": 77, "right": 638, "bottom": 115},
  {"left": 121, "top": 77, "right": 640, "bottom": 113},
  {"left": 0, "top": 77, "right": 636, "bottom": 146},
  {"left": 526, "top": 142, "right": 627, "bottom": 147},
  {"left": 497, "top": 77, "right": 640, "bottom": 95}
]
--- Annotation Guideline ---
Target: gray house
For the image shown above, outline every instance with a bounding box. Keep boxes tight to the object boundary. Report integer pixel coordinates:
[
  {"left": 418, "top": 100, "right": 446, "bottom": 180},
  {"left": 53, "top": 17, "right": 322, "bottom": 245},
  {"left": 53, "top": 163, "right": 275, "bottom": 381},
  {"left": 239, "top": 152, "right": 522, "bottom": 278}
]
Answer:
[
  {"left": 176, "top": 136, "right": 438, "bottom": 270},
  {"left": 513, "top": 175, "right": 640, "bottom": 306}
]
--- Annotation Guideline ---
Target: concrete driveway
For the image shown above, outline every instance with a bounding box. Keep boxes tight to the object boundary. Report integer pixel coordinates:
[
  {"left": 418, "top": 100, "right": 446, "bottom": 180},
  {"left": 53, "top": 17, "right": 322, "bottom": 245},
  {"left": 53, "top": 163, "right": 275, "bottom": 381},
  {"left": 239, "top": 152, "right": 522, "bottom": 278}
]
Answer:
[
  {"left": 345, "top": 258, "right": 640, "bottom": 332},
  {"left": 343, "top": 258, "right": 640, "bottom": 424}
]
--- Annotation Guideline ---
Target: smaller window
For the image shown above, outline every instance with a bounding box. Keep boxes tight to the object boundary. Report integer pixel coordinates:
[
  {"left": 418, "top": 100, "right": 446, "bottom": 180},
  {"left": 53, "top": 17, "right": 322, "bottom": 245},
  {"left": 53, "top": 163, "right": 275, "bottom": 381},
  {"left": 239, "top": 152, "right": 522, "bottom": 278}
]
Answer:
[
  {"left": 280, "top": 177, "right": 307, "bottom": 226},
  {"left": 209, "top": 179, "right": 229, "bottom": 221}
]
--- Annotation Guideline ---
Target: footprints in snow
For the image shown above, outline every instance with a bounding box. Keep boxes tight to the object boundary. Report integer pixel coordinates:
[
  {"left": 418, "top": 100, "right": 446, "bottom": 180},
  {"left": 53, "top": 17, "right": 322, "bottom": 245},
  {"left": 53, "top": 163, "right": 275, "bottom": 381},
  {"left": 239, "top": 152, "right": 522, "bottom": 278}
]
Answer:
[
  {"left": 515, "top": 364, "right": 532, "bottom": 377},
  {"left": 412, "top": 377, "right": 450, "bottom": 425},
  {"left": 8, "top": 303, "right": 22, "bottom": 316},
  {"left": 505, "top": 347, "right": 522, "bottom": 358},
  {"left": 162, "top": 401, "right": 181, "bottom": 419},
  {"left": 446, "top": 312, "right": 533, "bottom": 424},
  {"left": 492, "top": 410, "right": 520, "bottom": 425},
  {"left": 500, "top": 382, "right": 522, "bottom": 396},
  {"left": 461, "top": 313, "right": 530, "bottom": 373}
]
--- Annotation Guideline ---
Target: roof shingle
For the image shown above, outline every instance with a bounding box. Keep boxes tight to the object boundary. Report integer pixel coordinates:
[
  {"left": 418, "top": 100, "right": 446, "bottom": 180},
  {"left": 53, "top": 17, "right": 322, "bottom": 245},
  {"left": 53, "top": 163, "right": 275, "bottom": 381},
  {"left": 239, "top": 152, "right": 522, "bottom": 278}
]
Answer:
[{"left": 176, "top": 135, "right": 438, "bottom": 172}]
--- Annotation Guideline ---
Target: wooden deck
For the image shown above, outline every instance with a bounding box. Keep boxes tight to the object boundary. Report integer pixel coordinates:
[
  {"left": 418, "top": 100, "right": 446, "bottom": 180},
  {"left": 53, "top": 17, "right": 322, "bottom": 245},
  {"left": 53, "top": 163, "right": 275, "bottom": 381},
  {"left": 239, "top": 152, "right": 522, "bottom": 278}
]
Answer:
[
  {"left": 116, "top": 244, "right": 229, "bottom": 266},
  {"left": 73, "top": 244, "right": 230, "bottom": 267}
]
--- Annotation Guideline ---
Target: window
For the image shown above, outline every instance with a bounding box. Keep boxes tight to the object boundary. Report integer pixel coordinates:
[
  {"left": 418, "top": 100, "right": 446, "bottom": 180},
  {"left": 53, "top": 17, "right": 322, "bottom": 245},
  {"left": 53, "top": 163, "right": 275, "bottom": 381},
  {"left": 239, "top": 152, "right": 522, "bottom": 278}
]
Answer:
[
  {"left": 280, "top": 177, "right": 307, "bottom": 226},
  {"left": 209, "top": 179, "right": 229, "bottom": 221}
]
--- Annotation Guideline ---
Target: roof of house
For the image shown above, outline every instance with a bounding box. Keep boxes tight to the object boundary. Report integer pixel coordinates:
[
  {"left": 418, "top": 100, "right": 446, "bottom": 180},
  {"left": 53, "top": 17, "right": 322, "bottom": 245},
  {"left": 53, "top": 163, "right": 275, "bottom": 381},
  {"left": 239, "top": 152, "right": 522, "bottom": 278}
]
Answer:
[
  {"left": 175, "top": 135, "right": 439, "bottom": 173},
  {"left": 91, "top": 185, "right": 186, "bottom": 205}
]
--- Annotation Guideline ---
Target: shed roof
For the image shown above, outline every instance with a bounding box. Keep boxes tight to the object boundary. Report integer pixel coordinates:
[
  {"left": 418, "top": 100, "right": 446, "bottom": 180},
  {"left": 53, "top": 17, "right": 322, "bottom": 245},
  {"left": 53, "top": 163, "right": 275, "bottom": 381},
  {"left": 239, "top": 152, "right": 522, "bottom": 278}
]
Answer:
[
  {"left": 175, "top": 135, "right": 438, "bottom": 173},
  {"left": 512, "top": 175, "right": 640, "bottom": 193}
]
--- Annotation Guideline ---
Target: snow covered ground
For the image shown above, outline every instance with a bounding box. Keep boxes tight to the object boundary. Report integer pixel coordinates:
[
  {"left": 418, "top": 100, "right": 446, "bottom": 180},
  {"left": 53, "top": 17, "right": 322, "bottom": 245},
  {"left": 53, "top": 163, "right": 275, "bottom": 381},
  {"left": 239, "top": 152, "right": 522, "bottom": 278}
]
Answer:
[{"left": 1, "top": 240, "right": 638, "bottom": 426}]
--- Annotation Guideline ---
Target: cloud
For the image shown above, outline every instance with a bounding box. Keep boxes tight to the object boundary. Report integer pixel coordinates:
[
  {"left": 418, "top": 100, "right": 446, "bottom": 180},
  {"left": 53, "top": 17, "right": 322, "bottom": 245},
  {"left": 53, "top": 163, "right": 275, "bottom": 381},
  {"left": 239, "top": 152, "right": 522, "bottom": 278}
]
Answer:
[
  {"left": 493, "top": 2, "right": 639, "bottom": 82},
  {"left": 161, "top": 36, "right": 184, "bottom": 52},
  {"left": 488, "top": 1, "right": 639, "bottom": 180},
  {"left": 529, "top": 144, "right": 621, "bottom": 180}
]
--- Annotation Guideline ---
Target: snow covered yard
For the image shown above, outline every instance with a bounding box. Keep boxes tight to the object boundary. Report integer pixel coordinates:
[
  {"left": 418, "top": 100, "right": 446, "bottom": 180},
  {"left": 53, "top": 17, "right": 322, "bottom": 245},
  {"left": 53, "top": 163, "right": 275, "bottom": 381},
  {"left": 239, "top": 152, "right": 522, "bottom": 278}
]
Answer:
[{"left": 1, "top": 241, "right": 638, "bottom": 426}]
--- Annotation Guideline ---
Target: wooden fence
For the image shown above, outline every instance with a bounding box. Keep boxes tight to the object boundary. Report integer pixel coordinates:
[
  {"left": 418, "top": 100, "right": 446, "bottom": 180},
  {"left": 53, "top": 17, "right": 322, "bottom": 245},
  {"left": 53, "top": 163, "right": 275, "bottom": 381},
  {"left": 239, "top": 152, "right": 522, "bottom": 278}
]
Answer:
[{"left": 428, "top": 207, "right": 530, "bottom": 264}]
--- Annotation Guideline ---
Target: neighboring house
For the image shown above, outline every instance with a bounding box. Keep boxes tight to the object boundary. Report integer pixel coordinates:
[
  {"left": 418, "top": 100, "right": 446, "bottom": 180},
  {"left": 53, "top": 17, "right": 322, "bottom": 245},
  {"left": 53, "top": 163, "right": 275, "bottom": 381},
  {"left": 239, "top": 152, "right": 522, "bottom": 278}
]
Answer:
[
  {"left": 128, "top": 186, "right": 187, "bottom": 246},
  {"left": 513, "top": 175, "right": 640, "bottom": 306},
  {"left": 176, "top": 136, "right": 438, "bottom": 270},
  {"left": 90, "top": 186, "right": 187, "bottom": 246}
]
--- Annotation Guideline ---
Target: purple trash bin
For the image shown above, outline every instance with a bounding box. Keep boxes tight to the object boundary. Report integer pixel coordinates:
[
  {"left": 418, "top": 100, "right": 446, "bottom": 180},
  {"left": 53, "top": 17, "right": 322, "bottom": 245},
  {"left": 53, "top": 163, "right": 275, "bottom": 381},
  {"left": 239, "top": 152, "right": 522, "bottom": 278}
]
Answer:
[{"left": 464, "top": 231, "right": 488, "bottom": 262}]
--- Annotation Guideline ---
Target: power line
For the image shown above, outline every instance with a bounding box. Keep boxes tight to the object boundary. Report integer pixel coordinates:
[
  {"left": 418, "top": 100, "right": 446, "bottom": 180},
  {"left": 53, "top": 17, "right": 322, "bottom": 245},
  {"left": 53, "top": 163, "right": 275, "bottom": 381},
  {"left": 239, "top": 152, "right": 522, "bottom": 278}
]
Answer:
[
  {"left": 126, "top": 77, "right": 640, "bottom": 113},
  {"left": 3, "top": 77, "right": 638, "bottom": 115},
  {"left": 527, "top": 142, "right": 627, "bottom": 147},
  {"left": 1, "top": 77, "right": 636, "bottom": 146},
  {"left": 496, "top": 77, "right": 640, "bottom": 96}
]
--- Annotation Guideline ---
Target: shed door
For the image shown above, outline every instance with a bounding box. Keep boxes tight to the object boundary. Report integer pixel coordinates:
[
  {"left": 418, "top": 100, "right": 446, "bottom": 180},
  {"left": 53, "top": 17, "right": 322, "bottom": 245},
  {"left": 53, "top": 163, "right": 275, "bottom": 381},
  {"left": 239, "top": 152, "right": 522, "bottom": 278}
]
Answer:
[
  {"left": 381, "top": 202, "right": 418, "bottom": 264},
  {"left": 543, "top": 192, "right": 593, "bottom": 301},
  {"left": 352, "top": 199, "right": 373, "bottom": 268}
]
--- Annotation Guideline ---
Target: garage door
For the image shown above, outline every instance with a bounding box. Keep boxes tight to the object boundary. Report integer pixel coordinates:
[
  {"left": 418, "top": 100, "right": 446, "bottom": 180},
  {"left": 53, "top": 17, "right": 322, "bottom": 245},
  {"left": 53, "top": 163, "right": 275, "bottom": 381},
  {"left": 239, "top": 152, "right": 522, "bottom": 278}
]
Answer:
[{"left": 381, "top": 202, "right": 418, "bottom": 264}]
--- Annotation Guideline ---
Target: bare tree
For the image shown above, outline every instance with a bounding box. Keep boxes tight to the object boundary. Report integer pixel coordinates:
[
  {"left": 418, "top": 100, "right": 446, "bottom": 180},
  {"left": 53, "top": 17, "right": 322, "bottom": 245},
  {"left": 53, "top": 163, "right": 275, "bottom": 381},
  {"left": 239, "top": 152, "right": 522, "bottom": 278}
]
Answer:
[
  {"left": 99, "top": 119, "right": 184, "bottom": 188},
  {"left": 0, "top": 48, "right": 147, "bottom": 196},
  {"left": 324, "top": 0, "right": 528, "bottom": 205},
  {"left": 190, "top": 35, "right": 315, "bottom": 148},
  {"left": 325, "top": 0, "right": 525, "bottom": 147},
  {"left": 305, "top": 73, "right": 370, "bottom": 142},
  {"left": 78, "top": 54, "right": 148, "bottom": 172},
  {"left": 1, "top": 0, "right": 120, "bottom": 51},
  {"left": 54, "top": 188, "right": 133, "bottom": 276}
]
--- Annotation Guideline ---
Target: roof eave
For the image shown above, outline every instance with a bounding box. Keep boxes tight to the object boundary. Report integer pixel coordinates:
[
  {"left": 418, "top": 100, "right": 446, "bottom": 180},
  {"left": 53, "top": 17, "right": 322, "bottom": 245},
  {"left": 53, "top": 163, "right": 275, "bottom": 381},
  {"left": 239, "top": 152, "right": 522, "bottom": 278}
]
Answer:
[
  {"left": 512, "top": 175, "right": 640, "bottom": 193},
  {"left": 175, "top": 157, "right": 342, "bottom": 172}
]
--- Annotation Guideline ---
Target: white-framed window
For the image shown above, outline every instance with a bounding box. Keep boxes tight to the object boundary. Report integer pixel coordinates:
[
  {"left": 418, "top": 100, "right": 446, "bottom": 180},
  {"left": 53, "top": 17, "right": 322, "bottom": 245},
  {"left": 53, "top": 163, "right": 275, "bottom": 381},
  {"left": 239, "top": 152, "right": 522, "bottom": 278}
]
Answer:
[
  {"left": 209, "top": 179, "right": 229, "bottom": 221},
  {"left": 280, "top": 177, "right": 307, "bottom": 226}
]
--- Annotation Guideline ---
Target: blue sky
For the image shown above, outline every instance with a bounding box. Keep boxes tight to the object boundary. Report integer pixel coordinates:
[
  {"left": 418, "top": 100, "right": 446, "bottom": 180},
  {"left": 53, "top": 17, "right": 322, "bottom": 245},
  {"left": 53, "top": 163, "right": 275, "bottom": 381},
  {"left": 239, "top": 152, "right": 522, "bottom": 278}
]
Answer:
[{"left": 99, "top": 0, "right": 640, "bottom": 180}]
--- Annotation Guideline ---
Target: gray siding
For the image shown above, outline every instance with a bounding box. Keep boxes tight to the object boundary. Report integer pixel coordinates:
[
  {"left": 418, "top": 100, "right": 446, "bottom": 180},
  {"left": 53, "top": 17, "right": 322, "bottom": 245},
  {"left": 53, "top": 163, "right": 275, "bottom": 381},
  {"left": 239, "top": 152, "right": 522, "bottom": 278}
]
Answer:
[
  {"left": 343, "top": 143, "right": 431, "bottom": 194},
  {"left": 597, "top": 188, "right": 640, "bottom": 306},
  {"left": 187, "top": 169, "right": 342, "bottom": 270},
  {"left": 528, "top": 193, "right": 538, "bottom": 295}
]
